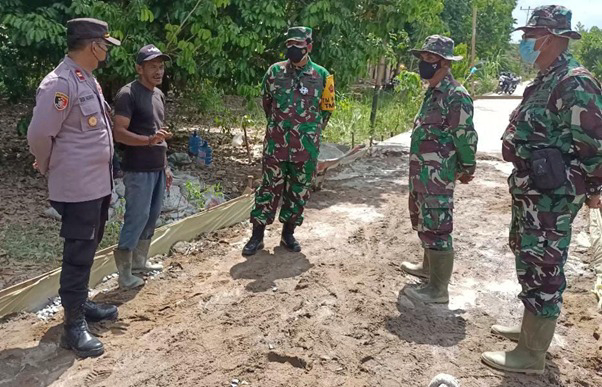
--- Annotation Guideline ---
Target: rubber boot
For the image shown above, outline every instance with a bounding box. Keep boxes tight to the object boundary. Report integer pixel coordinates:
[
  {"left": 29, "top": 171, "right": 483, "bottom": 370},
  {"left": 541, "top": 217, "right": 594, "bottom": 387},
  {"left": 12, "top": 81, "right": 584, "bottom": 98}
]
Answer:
[
  {"left": 83, "top": 300, "right": 118, "bottom": 322},
  {"left": 491, "top": 316, "right": 521, "bottom": 342},
  {"left": 280, "top": 222, "right": 301, "bottom": 252},
  {"left": 132, "top": 239, "right": 163, "bottom": 274},
  {"left": 404, "top": 249, "right": 453, "bottom": 304},
  {"left": 114, "top": 249, "right": 144, "bottom": 289},
  {"left": 242, "top": 224, "right": 265, "bottom": 256},
  {"left": 481, "top": 309, "right": 557, "bottom": 374},
  {"left": 401, "top": 250, "right": 429, "bottom": 279},
  {"left": 60, "top": 304, "right": 104, "bottom": 358}
]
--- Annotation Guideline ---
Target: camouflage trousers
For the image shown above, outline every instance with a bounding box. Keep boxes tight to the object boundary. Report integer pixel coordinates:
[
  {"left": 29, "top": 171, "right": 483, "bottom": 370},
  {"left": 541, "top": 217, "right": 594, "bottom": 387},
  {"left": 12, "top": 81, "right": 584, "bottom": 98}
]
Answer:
[
  {"left": 250, "top": 157, "right": 317, "bottom": 227},
  {"left": 509, "top": 193, "right": 585, "bottom": 318},
  {"left": 409, "top": 191, "right": 454, "bottom": 251}
]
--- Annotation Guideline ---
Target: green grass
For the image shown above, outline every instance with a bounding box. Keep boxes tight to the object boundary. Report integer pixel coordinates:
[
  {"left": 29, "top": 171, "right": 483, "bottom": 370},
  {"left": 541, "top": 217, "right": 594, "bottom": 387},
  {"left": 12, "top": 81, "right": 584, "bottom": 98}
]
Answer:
[
  {"left": 324, "top": 88, "right": 422, "bottom": 146},
  {"left": 0, "top": 218, "right": 123, "bottom": 265},
  {"left": 0, "top": 222, "right": 62, "bottom": 264},
  {"left": 323, "top": 68, "right": 505, "bottom": 147},
  {"left": 98, "top": 198, "right": 125, "bottom": 250},
  {"left": 99, "top": 220, "right": 122, "bottom": 250}
]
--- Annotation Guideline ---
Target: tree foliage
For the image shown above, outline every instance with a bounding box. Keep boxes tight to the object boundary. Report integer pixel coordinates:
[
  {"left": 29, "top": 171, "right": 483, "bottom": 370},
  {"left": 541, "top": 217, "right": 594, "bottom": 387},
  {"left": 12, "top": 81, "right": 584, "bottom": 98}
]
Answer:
[
  {"left": 0, "top": 0, "right": 445, "bottom": 100},
  {"left": 440, "top": 0, "right": 472, "bottom": 47},
  {"left": 474, "top": 0, "right": 517, "bottom": 59},
  {"left": 441, "top": 0, "right": 517, "bottom": 71},
  {"left": 574, "top": 26, "right": 602, "bottom": 80}
]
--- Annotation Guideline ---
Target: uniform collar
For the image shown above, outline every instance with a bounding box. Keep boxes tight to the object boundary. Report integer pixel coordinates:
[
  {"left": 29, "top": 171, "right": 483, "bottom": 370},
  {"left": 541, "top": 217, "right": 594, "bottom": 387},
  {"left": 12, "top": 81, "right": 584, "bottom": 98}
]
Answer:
[
  {"left": 288, "top": 57, "right": 313, "bottom": 74},
  {"left": 537, "top": 50, "right": 571, "bottom": 79},
  {"left": 63, "top": 55, "right": 92, "bottom": 79},
  {"left": 431, "top": 72, "right": 454, "bottom": 93}
]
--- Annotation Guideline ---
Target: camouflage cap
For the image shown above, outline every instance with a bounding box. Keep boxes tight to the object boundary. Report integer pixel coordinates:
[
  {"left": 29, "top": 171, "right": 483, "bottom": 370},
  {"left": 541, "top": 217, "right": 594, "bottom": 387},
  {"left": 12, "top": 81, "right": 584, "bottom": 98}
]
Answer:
[
  {"left": 410, "top": 35, "right": 463, "bottom": 61},
  {"left": 286, "top": 26, "right": 312, "bottom": 45},
  {"left": 514, "top": 5, "right": 581, "bottom": 40}
]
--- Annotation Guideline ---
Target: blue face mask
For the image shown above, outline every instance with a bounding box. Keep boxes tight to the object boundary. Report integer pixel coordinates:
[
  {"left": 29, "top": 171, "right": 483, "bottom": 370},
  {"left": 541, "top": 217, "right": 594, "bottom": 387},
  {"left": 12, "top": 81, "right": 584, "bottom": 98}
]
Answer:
[{"left": 519, "top": 36, "right": 547, "bottom": 65}]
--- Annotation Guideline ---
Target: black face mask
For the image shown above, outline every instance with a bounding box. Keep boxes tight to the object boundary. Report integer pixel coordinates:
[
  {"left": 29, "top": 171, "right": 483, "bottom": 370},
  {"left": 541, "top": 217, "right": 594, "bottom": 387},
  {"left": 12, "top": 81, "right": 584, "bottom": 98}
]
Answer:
[
  {"left": 93, "top": 42, "right": 110, "bottom": 68},
  {"left": 286, "top": 46, "right": 307, "bottom": 63},
  {"left": 418, "top": 60, "right": 441, "bottom": 80},
  {"left": 97, "top": 51, "right": 110, "bottom": 68}
]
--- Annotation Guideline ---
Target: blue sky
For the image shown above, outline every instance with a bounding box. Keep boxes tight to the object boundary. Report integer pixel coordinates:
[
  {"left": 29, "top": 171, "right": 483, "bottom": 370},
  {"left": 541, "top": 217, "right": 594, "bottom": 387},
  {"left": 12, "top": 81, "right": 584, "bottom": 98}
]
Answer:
[{"left": 511, "top": 0, "right": 602, "bottom": 42}]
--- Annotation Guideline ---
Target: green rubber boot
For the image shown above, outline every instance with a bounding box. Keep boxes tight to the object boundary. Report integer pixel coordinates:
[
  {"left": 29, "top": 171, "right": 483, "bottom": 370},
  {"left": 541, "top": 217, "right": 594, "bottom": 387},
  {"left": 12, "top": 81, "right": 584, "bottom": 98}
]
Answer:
[
  {"left": 401, "top": 250, "right": 429, "bottom": 279},
  {"left": 404, "top": 249, "right": 453, "bottom": 304},
  {"left": 481, "top": 309, "right": 557, "bottom": 374},
  {"left": 114, "top": 249, "right": 144, "bottom": 289},
  {"left": 491, "top": 313, "right": 522, "bottom": 342},
  {"left": 132, "top": 239, "right": 163, "bottom": 273}
]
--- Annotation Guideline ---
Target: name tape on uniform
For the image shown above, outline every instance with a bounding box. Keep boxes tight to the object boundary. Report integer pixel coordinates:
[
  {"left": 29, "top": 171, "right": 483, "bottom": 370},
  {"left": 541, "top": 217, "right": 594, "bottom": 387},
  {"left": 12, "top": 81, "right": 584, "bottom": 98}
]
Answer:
[{"left": 79, "top": 94, "right": 95, "bottom": 103}]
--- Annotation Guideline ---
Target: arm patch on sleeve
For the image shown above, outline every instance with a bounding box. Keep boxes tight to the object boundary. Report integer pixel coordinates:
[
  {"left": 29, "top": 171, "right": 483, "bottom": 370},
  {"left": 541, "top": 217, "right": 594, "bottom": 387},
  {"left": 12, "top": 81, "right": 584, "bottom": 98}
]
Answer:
[
  {"left": 54, "top": 92, "right": 69, "bottom": 111},
  {"left": 320, "top": 75, "right": 335, "bottom": 112}
]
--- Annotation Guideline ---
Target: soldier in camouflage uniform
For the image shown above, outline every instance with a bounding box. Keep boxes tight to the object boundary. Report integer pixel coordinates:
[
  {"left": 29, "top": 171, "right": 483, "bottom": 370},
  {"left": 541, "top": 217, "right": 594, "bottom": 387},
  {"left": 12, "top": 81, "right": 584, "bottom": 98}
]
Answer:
[
  {"left": 482, "top": 6, "right": 602, "bottom": 374},
  {"left": 402, "top": 35, "right": 478, "bottom": 304},
  {"left": 243, "top": 27, "right": 335, "bottom": 256}
]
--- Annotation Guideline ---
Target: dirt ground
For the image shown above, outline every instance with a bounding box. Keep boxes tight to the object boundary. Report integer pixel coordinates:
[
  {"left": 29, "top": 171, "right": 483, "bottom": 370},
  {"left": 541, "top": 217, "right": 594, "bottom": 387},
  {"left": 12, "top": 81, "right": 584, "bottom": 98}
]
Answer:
[
  {"left": 0, "top": 103, "right": 263, "bottom": 290},
  {"left": 0, "top": 148, "right": 601, "bottom": 387}
]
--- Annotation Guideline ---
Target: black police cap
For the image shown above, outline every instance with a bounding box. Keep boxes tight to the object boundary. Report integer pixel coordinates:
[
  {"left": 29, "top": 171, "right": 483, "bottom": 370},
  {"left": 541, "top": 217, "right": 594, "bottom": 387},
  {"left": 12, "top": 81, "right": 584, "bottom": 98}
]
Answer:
[{"left": 66, "top": 18, "right": 121, "bottom": 46}]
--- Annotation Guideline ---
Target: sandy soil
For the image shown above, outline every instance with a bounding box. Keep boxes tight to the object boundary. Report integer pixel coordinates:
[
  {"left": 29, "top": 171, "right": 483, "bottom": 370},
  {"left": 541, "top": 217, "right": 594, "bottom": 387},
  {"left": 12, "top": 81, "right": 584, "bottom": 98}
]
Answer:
[{"left": 1, "top": 148, "right": 600, "bottom": 387}]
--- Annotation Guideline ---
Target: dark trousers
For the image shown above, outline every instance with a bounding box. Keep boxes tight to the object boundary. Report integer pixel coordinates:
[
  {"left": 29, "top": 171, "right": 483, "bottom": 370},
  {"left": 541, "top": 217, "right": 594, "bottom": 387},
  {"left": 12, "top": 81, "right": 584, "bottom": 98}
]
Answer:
[{"left": 50, "top": 196, "right": 110, "bottom": 311}]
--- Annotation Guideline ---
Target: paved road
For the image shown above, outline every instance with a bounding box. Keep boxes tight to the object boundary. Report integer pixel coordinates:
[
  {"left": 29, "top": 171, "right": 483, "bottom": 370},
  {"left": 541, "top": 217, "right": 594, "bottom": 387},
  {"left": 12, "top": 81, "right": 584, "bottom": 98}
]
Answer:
[{"left": 385, "top": 82, "right": 529, "bottom": 154}]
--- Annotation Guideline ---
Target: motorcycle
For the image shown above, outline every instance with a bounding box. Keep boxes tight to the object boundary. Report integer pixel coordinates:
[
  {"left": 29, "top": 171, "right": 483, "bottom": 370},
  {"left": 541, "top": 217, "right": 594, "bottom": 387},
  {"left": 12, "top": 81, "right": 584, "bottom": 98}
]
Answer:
[
  {"left": 508, "top": 75, "right": 521, "bottom": 94},
  {"left": 497, "top": 74, "right": 510, "bottom": 94},
  {"left": 497, "top": 72, "right": 520, "bottom": 95}
]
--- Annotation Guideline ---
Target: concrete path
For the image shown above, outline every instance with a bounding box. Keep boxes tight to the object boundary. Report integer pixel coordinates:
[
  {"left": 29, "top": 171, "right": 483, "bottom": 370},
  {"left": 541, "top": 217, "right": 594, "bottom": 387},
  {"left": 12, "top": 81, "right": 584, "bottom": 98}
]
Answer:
[{"left": 385, "top": 82, "right": 530, "bottom": 154}]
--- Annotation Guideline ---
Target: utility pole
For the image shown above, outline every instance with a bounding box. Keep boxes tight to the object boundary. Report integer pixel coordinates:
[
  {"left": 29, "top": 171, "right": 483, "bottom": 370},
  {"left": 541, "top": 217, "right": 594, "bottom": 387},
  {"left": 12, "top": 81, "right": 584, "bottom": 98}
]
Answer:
[
  {"left": 520, "top": 6, "right": 534, "bottom": 24},
  {"left": 470, "top": 4, "right": 477, "bottom": 95},
  {"left": 369, "top": 55, "right": 386, "bottom": 147}
]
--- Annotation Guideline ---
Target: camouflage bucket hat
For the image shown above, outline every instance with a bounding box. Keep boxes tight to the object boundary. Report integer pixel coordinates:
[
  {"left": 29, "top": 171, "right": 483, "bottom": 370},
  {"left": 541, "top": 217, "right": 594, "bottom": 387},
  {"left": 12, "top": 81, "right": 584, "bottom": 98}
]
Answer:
[
  {"left": 410, "top": 35, "right": 463, "bottom": 61},
  {"left": 514, "top": 5, "right": 581, "bottom": 40},
  {"left": 286, "top": 26, "right": 312, "bottom": 46}
]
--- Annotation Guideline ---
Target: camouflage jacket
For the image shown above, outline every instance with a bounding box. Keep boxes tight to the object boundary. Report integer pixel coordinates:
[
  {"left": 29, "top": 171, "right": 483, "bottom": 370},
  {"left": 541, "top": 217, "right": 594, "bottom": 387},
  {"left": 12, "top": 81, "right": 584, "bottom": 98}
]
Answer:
[
  {"left": 502, "top": 52, "right": 602, "bottom": 197},
  {"left": 261, "top": 58, "right": 331, "bottom": 163},
  {"left": 409, "top": 73, "right": 477, "bottom": 195}
]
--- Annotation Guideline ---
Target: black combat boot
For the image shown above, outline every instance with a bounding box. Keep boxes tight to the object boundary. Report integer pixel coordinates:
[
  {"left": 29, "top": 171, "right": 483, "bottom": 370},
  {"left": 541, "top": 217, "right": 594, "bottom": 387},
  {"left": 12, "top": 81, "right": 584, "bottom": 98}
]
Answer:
[
  {"left": 280, "top": 222, "right": 301, "bottom": 252},
  {"left": 242, "top": 224, "right": 265, "bottom": 256},
  {"left": 60, "top": 304, "right": 105, "bottom": 358},
  {"left": 83, "top": 300, "right": 118, "bottom": 323}
]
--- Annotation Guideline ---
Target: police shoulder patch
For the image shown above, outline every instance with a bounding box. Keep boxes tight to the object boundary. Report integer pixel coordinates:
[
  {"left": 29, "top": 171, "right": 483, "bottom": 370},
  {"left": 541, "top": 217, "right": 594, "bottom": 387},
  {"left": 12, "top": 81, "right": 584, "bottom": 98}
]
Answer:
[{"left": 54, "top": 92, "right": 69, "bottom": 111}]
